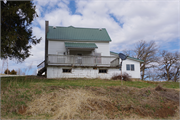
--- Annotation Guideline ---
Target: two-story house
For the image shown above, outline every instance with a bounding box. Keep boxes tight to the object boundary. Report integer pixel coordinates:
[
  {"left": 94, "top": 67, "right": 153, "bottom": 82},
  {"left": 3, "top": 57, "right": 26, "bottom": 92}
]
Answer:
[{"left": 37, "top": 21, "right": 143, "bottom": 79}]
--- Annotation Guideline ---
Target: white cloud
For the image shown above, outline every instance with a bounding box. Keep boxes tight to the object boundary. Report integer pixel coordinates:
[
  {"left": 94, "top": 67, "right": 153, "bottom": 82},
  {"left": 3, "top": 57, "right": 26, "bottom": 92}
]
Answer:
[{"left": 4, "top": 0, "right": 179, "bottom": 75}]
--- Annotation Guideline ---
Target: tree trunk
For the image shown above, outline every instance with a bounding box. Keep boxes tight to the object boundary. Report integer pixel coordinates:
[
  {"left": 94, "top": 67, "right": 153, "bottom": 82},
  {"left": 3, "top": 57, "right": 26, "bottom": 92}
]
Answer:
[
  {"left": 166, "top": 68, "right": 171, "bottom": 81},
  {"left": 167, "top": 72, "right": 170, "bottom": 81},
  {"left": 174, "top": 67, "right": 179, "bottom": 82},
  {"left": 141, "top": 69, "right": 145, "bottom": 80}
]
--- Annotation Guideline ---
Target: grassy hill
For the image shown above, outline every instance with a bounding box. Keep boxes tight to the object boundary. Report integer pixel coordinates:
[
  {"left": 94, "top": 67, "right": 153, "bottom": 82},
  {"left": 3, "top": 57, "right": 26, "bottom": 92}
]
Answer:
[{"left": 1, "top": 76, "right": 179, "bottom": 119}]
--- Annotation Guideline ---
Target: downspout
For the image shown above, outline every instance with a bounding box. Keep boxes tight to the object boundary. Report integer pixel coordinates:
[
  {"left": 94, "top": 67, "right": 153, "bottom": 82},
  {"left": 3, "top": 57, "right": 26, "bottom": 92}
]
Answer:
[{"left": 45, "top": 21, "right": 49, "bottom": 78}]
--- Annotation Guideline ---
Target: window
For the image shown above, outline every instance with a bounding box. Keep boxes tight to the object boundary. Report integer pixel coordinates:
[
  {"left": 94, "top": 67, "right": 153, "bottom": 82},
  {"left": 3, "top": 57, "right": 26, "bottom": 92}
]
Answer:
[
  {"left": 99, "top": 69, "right": 107, "bottom": 73},
  {"left": 126, "top": 64, "right": 135, "bottom": 71},
  {"left": 63, "top": 69, "right": 71, "bottom": 73},
  {"left": 126, "top": 64, "right": 130, "bottom": 70},
  {"left": 131, "top": 64, "right": 134, "bottom": 71}
]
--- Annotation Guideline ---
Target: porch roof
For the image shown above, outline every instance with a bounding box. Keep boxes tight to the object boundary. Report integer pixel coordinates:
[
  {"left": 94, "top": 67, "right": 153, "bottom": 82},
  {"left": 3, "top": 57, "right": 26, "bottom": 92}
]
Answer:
[{"left": 65, "top": 42, "right": 98, "bottom": 49}]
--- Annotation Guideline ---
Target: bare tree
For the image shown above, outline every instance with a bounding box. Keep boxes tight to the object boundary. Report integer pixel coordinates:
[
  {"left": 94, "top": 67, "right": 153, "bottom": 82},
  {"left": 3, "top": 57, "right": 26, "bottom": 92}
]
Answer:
[
  {"left": 146, "top": 67, "right": 160, "bottom": 81},
  {"left": 136, "top": 41, "right": 159, "bottom": 80},
  {"left": 123, "top": 40, "right": 159, "bottom": 80},
  {"left": 122, "top": 49, "right": 135, "bottom": 57},
  {"left": 173, "top": 61, "right": 180, "bottom": 82},
  {"left": 158, "top": 50, "right": 180, "bottom": 82}
]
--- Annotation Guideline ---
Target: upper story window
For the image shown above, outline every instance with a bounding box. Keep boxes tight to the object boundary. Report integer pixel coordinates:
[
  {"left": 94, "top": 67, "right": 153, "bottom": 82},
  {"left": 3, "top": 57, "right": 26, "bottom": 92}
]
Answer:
[{"left": 126, "top": 64, "right": 135, "bottom": 71}]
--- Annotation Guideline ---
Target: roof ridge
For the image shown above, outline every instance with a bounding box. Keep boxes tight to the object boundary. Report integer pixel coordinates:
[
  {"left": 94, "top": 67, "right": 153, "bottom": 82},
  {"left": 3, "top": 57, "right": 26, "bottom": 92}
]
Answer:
[
  {"left": 49, "top": 26, "right": 105, "bottom": 30},
  {"left": 65, "top": 42, "right": 96, "bottom": 44}
]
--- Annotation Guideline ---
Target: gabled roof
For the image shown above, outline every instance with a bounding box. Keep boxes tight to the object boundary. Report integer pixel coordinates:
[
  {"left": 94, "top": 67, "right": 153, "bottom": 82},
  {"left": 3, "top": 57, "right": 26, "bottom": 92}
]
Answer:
[
  {"left": 110, "top": 51, "right": 144, "bottom": 62},
  {"left": 47, "top": 26, "right": 111, "bottom": 42},
  {"left": 65, "top": 42, "right": 98, "bottom": 49}
]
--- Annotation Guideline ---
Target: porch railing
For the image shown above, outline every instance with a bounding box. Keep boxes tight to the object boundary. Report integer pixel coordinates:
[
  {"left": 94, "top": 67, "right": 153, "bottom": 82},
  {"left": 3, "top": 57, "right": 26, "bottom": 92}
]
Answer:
[{"left": 48, "top": 54, "right": 119, "bottom": 67}]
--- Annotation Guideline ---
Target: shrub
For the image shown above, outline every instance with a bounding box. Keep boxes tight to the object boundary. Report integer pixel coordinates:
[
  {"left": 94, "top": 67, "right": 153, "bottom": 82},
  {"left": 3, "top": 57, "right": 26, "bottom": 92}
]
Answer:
[
  {"left": 4, "top": 69, "right": 11, "bottom": 74},
  {"left": 112, "top": 72, "right": 132, "bottom": 81},
  {"left": 10, "top": 69, "right": 17, "bottom": 75}
]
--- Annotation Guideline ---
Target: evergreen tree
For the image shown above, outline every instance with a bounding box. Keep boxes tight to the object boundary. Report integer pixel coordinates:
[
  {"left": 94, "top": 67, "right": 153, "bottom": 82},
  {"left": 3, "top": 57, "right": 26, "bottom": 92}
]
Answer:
[
  {"left": 10, "top": 69, "right": 17, "bottom": 75},
  {"left": 1, "top": 1, "right": 41, "bottom": 62},
  {"left": 4, "top": 69, "right": 10, "bottom": 74}
]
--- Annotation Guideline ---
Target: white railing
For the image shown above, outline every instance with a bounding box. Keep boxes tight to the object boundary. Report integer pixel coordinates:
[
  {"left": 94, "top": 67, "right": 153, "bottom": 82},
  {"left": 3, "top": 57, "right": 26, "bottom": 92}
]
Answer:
[
  {"left": 48, "top": 54, "right": 119, "bottom": 67},
  {"left": 110, "top": 58, "right": 119, "bottom": 67}
]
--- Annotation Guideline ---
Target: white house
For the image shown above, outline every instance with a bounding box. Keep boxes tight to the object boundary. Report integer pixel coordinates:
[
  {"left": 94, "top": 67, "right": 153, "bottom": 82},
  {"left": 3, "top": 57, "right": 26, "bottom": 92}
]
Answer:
[{"left": 37, "top": 21, "right": 143, "bottom": 79}]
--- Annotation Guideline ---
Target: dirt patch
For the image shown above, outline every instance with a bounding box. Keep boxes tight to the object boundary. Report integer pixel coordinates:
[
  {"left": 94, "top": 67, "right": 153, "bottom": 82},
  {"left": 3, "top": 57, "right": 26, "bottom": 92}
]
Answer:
[
  {"left": 87, "top": 86, "right": 107, "bottom": 95},
  {"left": 85, "top": 98, "right": 120, "bottom": 119},
  {"left": 156, "top": 86, "right": 179, "bottom": 103},
  {"left": 155, "top": 85, "right": 167, "bottom": 91},
  {"left": 156, "top": 103, "right": 177, "bottom": 118},
  {"left": 106, "top": 86, "right": 179, "bottom": 119},
  {"left": 18, "top": 105, "right": 27, "bottom": 114}
]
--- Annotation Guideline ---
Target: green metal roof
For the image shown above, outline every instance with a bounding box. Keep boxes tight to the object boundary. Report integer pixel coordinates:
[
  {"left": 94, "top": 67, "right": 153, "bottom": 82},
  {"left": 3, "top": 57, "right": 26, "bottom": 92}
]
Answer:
[
  {"left": 110, "top": 51, "right": 119, "bottom": 55},
  {"left": 110, "top": 51, "right": 144, "bottom": 62},
  {"left": 127, "top": 56, "right": 144, "bottom": 62},
  {"left": 65, "top": 42, "right": 98, "bottom": 49},
  {"left": 47, "top": 26, "right": 111, "bottom": 42}
]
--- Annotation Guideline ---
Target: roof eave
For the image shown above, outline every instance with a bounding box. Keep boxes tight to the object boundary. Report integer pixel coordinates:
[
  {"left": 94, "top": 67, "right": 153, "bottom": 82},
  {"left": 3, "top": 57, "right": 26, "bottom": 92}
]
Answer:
[
  {"left": 127, "top": 57, "right": 144, "bottom": 62},
  {"left": 47, "top": 38, "right": 111, "bottom": 42}
]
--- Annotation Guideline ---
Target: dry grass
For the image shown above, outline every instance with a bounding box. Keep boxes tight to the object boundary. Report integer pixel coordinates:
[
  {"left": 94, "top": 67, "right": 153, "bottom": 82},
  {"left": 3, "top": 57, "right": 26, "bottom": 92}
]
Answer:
[
  {"left": 20, "top": 86, "right": 179, "bottom": 119},
  {"left": 1, "top": 77, "right": 179, "bottom": 119},
  {"left": 25, "top": 88, "right": 109, "bottom": 119}
]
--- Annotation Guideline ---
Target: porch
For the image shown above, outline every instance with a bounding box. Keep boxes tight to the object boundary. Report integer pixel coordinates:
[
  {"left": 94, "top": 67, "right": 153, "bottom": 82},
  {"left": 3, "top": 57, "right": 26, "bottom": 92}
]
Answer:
[
  {"left": 37, "top": 55, "right": 119, "bottom": 76},
  {"left": 48, "top": 54, "right": 119, "bottom": 67}
]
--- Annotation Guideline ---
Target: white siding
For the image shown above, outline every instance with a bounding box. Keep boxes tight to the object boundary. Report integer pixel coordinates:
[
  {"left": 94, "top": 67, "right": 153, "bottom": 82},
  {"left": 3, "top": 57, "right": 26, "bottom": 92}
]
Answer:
[
  {"left": 48, "top": 41, "right": 66, "bottom": 54},
  {"left": 47, "top": 67, "right": 121, "bottom": 79},
  {"left": 121, "top": 58, "right": 141, "bottom": 78},
  {"left": 95, "top": 42, "right": 110, "bottom": 56},
  {"left": 48, "top": 40, "right": 110, "bottom": 56},
  {"left": 46, "top": 58, "right": 141, "bottom": 79},
  {"left": 110, "top": 53, "right": 141, "bottom": 79}
]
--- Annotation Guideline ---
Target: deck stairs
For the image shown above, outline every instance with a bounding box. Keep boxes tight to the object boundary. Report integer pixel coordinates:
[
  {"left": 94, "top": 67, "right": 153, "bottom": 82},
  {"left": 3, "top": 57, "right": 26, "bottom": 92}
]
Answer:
[
  {"left": 37, "top": 60, "right": 46, "bottom": 76},
  {"left": 37, "top": 67, "right": 46, "bottom": 76}
]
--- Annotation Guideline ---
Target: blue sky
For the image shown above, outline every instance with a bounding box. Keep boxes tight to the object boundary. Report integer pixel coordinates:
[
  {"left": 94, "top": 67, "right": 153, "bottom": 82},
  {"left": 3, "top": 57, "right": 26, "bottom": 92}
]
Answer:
[{"left": 1, "top": 0, "right": 180, "bottom": 75}]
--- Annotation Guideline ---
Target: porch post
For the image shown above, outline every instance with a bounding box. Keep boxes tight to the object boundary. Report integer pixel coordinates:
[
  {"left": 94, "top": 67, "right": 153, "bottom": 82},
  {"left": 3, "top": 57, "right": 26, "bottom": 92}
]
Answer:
[
  {"left": 67, "top": 49, "right": 70, "bottom": 55},
  {"left": 92, "top": 50, "right": 95, "bottom": 55}
]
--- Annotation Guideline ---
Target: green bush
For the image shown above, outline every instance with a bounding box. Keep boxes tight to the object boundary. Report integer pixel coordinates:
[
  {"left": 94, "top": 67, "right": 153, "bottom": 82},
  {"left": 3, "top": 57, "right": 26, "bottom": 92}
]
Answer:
[
  {"left": 10, "top": 69, "right": 17, "bottom": 75},
  {"left": 4, "top": 69, "right": 10, "bottom": 74}
]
